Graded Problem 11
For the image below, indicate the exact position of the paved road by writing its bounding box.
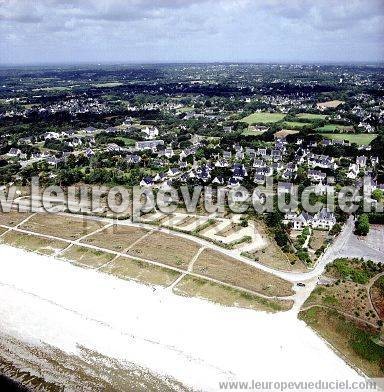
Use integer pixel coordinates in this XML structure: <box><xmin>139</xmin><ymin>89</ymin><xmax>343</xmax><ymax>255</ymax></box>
<box><xmin>12</xmin><ymin>197</ymin><xmax>360</xmax><ymax>282</ymax></box>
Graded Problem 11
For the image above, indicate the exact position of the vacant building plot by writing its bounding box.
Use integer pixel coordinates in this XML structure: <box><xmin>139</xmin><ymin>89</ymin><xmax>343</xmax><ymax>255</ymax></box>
<box><xmin>128</xmin><ymin>231</ymin><xmax>201</xmax><ymax>270</ymax></box>
<box><xmin>316</xmin><ymin>100</ymin><xmax>344</xmax><ymax>110</ymax></box>
<box><xmin>274</xmin><ymin>129</ymin><xmax>299</xmax><ymax>139</ymax></box>
<box><xmin>245</xmin><ymin>221</ymin><xmax>305</xmax><ymax>272</ymax></box>
<box><xmin>60</xmin><ymin>245</ymin><xmax>115</xmax><ymax>268</ymax></box>
<box><xmin>193</xmin><ymin>249</ymin><xmax>294</xmax><ymax>297</ymax></box>
<box><xmin>309</xmin><ymin>230</ymin><xmax>329</xmax><ymax>253</ymax></box>
<box><xmin>81</xmin><ymin>225</ymin><xmax>149</xmax><ymax>252</ymax></box>
<box><xmin>174</xmin><ymin>216</ymin><xmax>199</xmax><ymax>229</ymax></box>
<box><xmin>173</xmin><ymin>276</ymin><xmax>293</xmax><ymax>312</ymax></box>
<box><xmin>320</xmin><ymin>133</ymin><xmax>377</xmax><ymax>146</ymax></box>
<box><xmin>100</xmin><ymin>257</ymin><xmax>180</xmax><ymax>287</ymax></box>
<box><xmin>1</xmin><ymin>231</ymin><xmax>67</xmax><ymax>256</ymax></box>
<box><xmin>240</xmin><ymin>112</ymin><xmax>285</xmax><ymax>125</ymax></box>
<box><xmin>215</xmin><ymin>223</ymin><xmax>242</xmax><ymax>238</ymax></box>
<box><xmin>194</xmin><ymin>219</ymin><xmax>220</xmax><ymax>235</ymax></box>
<box><xmin>20</xmin><ymin>214</ymin><xmax>104</xmax><ymax>240</ymax></box>
<box><xmin>0</xmin><ymin>211</ymin><xmax>32</xmax><ymax>227</ymax></box>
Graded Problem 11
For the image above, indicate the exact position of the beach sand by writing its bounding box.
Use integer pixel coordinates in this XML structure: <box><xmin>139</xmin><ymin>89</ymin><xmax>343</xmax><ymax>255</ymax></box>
<box><xmin>0</xmin><ymin>244</ymin><xmax>363</xmax><ymax>391</ymax></box>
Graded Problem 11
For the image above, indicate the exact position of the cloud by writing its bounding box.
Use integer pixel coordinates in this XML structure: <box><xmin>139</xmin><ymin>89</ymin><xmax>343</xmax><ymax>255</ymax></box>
<box><xmin>0</xmin><ymin>0</ymin><xmax>382</xmax><ymax>63</ymax></box>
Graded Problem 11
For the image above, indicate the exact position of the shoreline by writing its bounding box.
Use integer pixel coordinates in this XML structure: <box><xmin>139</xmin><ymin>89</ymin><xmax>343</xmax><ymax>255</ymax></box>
<box><xmin>0</xmin><ymin>243</ymin><xmax>364</xmax><ymax>390</ymax></box>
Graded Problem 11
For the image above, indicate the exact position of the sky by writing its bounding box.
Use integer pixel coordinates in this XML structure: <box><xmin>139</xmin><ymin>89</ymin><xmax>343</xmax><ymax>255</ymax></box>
<box><xmin>0</xmin><ymin>0</ymin><xmax>383</xmax><ymax>65</ymax></box>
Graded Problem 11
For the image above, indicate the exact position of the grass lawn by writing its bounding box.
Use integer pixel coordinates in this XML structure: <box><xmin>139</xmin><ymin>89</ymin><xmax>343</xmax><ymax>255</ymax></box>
<box><xmin>178</xmin><ymin>106</ymin><xmax>194</xmax><ymax>113</ymax></box>
<box><xmin>316</xmin><ymin>124</ymin><xmax>353</xmax><ymax>132</ymax></box>
<box><xmin>114</xmin><ymin>136</ymin><xmax>136</xmax><ymax>147</ymax></box>
<box><xmin>240</xmin><ymin>112</ymin><xmax>285</xmax><ymax>125</ymax></box>
<box><xmin>321</xmin><ymin>133</ymin><xmax>378</xmax><ymax>146</ymax></box>
<box><xmin>91</xmin><ymin>82</ymin><xmax>124</xmax><ymax>88</ymax></box>
<box><xmin>241</xmin><ymin>128</ymin><xmax>268</xmax><ymax>136</ymax></box>
<box><xmin>296</xmin><ymin>113</ymin><xmax>328</xmax><ymax>120</ymax></box>
<box><xmin>281</xmin><ymin>121</ymin><xmax>313</xmax><ymax>129</ymax></box>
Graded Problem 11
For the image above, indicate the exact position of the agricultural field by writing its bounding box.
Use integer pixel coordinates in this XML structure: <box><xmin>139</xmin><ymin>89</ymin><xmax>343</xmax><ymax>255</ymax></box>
<box><xmin>280</xmin><ymin>121</ymin><xmax>313</xmax><ymax>129</ymax></box>
<box><xmin>193</xmin><ymin>248</ymin><xmax>294</xmax><ymax>297</ymax></box>
<box><xmin>173</xmin><ymin>276</ymin><xmax>293</xmax><ymax>312</ymax></box>
<box><xmin>316</xmin><ymin>124</ymin><xmax>353</xmax><ymax>132</ymax></box>
<box><xmin>240</xmin><ymin>112</ymin><xmax>285</xmax><ymax>125</ymax></box>
<box><xmin>91</xmin><ymin>82</ymin><xmax>124</xmax><ymax>88</ymax></box>
<box><xmin>296</xmin><ymin>113</ymin><xmax>328</xmax><ymax>120</ymax></box>
<box><xmin>321</xmin><ymin>133</ymin><xmax>378</xmax><ymax>146</ymax></box>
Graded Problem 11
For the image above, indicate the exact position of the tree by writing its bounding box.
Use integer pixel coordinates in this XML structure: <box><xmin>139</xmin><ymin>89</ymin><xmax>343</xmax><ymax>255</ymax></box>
<box><xmin>274</xmin><ymin>228</ymin><xmax>289</xmax><ymax>247</ymax></box>
<box><xmin>372</xmin><ymin>189</ymin><xmax>383</xmax><ymax>202</ymax></box>
<box><xmin>355</xmin><ymin>214</ymin><xmax>370</xmax><ymax>236</ymax></box>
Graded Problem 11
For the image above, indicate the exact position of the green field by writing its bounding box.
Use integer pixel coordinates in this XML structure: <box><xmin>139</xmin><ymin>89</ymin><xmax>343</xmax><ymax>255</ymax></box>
<box><xmin>281</xmin><ymin>121</ymin><xmax>313</xmax><ymax>129</ymax></box>
<box><xmin>316</xmin><ymin>124</ymin><xmax>353</xmax><ymax>133</ymax></box>
<box><xmin>240</xmin><ymin>112</ymin><xmax>285</xmax><ymax>125</ymax></box>
<box><xmin>242</xmin><ymin>128</ymin><xmax>268</xmax><ymax>136</ymax></box>
<box><xmin>297</xmin><ymin>113</ymin><xmax>327</xmax><ymax>120</ymax></box>
<box><xmin>321</xmin><ymin>133</ymin><xmax>378</xmax><ymax>146</ymax></box>
<box><xmin>115</xmin><ymin>137</ymin><xmax>137</xmax><ymax>147</ymax></box>
<box><xmin>32</xmin><ymin>86</ymin><xmax>72</xmax><ymax>92</ymax></box>
<box><xmin>91</xmin><ymin>82</ymin><xmax>124</xmax><ymax>88</ymax></box>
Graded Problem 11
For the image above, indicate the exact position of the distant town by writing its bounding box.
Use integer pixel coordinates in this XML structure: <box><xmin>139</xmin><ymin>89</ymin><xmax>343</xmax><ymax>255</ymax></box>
<box><xmin>0</xmin><ymin>63</ymin><xmax>383</xmax><ymax>386</ymax></box>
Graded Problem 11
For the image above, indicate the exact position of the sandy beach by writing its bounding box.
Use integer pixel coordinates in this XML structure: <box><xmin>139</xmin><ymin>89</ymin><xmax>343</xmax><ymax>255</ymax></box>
<box><xmin>0</xmin><ymin>244</ymin><xmax>364</xmax><ymax>391</ymax></box>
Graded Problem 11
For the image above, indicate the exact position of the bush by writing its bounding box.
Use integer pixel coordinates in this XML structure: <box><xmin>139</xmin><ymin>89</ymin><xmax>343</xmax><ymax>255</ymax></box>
<box><xmin>274</xmin><ymin>229</ymin><xmax>289</xmax><ymax>247</ymax></box>
<box><xmin>330</xmin><ymin>223</ymin><xmax>342</xmax><ymax>236</ymax></box>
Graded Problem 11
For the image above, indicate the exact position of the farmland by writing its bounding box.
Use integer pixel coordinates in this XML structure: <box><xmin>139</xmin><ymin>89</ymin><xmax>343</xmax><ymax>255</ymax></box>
<box><xmin>296</xmin><ymin>113</ymin><xmax>328</xmax><ymax>120</ymax></box>
<box><xmin>240</xmin><ymin>112</ymin><xmax>285</xmax><ymax>125</ymax></box>
<box><xmin>316</xmin><ymin>124</ymin><xmax>353</xmax><ymax>133</ymax></box>
<box><xmin>321</xmin><ymin>133</ymin><xmax>378</xmax><ymax>146</ymax></box>
<box><xmin>281</xmin><ymin>121</ymin><xmax>312</xmax><ymax>129</ymax></box>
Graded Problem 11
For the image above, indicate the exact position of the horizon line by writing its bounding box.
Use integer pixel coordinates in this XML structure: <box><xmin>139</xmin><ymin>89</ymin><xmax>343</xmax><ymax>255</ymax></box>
<box><xmin>0</xmin><ymin>60</ymin><xmax>384</xmax><ymax>68</ymax></box>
